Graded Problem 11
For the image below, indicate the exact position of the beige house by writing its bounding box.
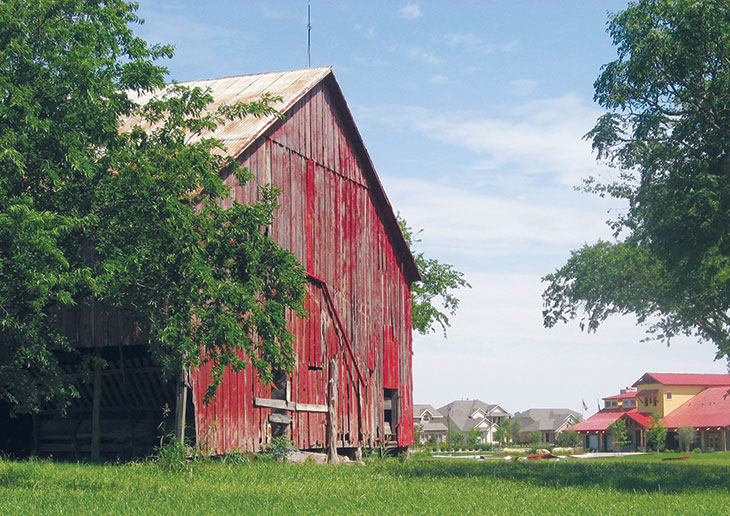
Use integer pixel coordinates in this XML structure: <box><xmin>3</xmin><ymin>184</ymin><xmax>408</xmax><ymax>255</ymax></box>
<box><xmin>438</xmin><ymin>399</ymin><xmax>511</xmax><ymax>445</ymax></box>
<box><xmin>512</xmin><ymin>408</ymin><xmax>581</xmax><ymax>444</ymax></box>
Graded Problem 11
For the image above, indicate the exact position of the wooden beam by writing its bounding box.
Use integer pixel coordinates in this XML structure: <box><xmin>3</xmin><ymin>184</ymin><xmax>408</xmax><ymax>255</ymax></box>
<box><xmin>254</xmin><ymin>398</ymin><xmax>327</xmax><ymax>413</ymax></box>
<box><xmin>255</xmin><ymin>398</ymin><xmax>294</xmax><ymax>411</ymax></box>
<box><xmin>327</xmin><ymin>356</ymin><xmax>339</xmax><ymax>464</ymax></box>
<box><xmin>295</xmin><ymin>403</ymin><xmax>328</xmax><ymax>413</ymax></box>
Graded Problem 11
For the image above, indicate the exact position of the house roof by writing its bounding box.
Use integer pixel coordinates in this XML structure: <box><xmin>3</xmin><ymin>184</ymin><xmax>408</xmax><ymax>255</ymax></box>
<box><xmin>513</xmin><ymin>408</ymin><xmax>581</xmax><ymax>433</ymax></box>
<box><xmin>661</xmin><ymin>386</ymin><xmax>730</xmax><ymax>429</ymax></box>
<box><xmin>603</xmin><ymin>390</ymin><xmax>637</xmax><ymax>401</ymax></box>
<box><xmin>633</xmin><ymin>373</ymin><xmax>730</xmax><ymax>387</ymax></box>
<box><xmin>437</xmin><ymin>400</ymin><xmax>509</xmax><ymax>432</ymax></box>
<box><xmin>421</xmin><ymin>421</ymin><xmax>448</xmax><ymax>433</ymax></box>
<box><xmin>571</xmin><ymin>408</ymin><xmax>652</xmax><ymax>432</ymax></box>
<box><xmin>413</xmin><ymin>404</ymin><xmax>444</xmax><ymax>419</ymax></box>
<box><xmin>121</xmin><ymin>67</ymin><xmax>419</xmax><ymax>283</ymax></box>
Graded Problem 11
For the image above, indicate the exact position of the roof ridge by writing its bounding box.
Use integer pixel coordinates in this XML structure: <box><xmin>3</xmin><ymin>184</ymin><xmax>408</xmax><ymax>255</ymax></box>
<box><xmin>171</xmin><ymin>66</ymin><xmax>333</xmax><ymax>85</ymax></box>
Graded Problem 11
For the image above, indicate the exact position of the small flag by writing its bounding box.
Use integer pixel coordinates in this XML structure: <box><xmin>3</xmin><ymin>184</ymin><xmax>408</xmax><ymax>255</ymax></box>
<box><xmin>582</xmin><ymin>399</ymin><xmax>588</xmax><ymax>411</ymax></box>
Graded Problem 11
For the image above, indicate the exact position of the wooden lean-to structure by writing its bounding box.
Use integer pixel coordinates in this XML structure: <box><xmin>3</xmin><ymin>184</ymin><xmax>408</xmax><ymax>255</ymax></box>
<box><xmin>3</xmin><ymin>67</ymin><xmax>418</xmax><ymax>459</ymax></box>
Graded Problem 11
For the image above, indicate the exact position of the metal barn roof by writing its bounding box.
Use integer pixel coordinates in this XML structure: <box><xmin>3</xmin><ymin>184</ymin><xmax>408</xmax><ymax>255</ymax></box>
<box><xmin>121</xmin><ymin>67</ymin><xmax>333</xmax><ymax>159</ymax></box>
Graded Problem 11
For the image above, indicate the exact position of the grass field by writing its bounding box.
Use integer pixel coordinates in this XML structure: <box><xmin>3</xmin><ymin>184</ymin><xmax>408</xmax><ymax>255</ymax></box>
<box><xmin>1</xmin><ymin>454</ymin><xmax>729</xmax><ymax>515</ymax></box>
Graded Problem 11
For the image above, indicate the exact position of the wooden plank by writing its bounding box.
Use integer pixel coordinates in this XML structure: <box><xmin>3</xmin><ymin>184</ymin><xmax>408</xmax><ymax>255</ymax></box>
<box><xmin>295</xmin><ymin>403</ymin><xmax>328</xmax><ymax>413</ymax></box>
<box><xmin>255</xmin><ymin>398</ymin><xmax>294</xmax><ymax>411</ymax></box>
<box><xmin>269</xmin><ymin>413</ymin><xmax>292</xmax><ymax>425</ymax></box>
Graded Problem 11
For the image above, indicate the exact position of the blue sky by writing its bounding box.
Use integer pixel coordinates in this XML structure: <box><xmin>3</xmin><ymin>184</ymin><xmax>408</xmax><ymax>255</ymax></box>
<box><xmin>133</xmin><ymin>1</ymin><xmax>728</xmax><ymax>415</ymax></box>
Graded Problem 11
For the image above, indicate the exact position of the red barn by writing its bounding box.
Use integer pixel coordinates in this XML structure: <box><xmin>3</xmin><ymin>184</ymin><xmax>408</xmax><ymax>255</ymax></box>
<box><xmin>1</xmin><ymin>67</ymin><xmax>418</xmax><ymax>459</ymax></box>
<box><xmin>180</xmin><ymin>67</ymin><xmax>419</xmax><ymax>453</ymax></box>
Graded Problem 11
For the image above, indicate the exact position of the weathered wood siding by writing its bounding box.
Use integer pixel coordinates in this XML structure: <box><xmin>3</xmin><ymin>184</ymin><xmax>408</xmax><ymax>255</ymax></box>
<box><xmin>190</xmin><ymin>79</ymin><xmax>415</xmax><ymax>451</ymax></box>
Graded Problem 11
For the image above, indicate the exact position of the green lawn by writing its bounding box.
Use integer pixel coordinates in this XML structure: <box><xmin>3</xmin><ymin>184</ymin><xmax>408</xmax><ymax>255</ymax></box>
<box><xmin>1</xmin><ymin>454</ymin><xmax>729</xmax><ymax>515</ymax></box>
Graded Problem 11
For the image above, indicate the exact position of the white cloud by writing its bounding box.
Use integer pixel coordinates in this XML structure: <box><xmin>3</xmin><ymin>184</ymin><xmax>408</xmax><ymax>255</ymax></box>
<box><xmin>443</xmin><ymin>33</ymin><xmax>519</xmax><ymax>56</ymax></box>
<box><xmin>428</xmin><ymin>74</ymin><xmax>452</xmax><ymax>85</ymax></box>
<box><xmin>391</xmin><ymin>44</ymin><xmax>444</xmax><ymax>66</ymax></box>
<box><xmin>399</xmin><ymin>3</ymin><xmax>422</xmax><ymax>20</ymax></box>
<box><xmin>359</xmin><ymin>94</ymin><xmax>611</xmax><ymax>186</ymax></box>
<box><xmin>261</xmin><ymin>6</ymin><xmax>283</xmax><ymax>19</ymax></box>
<box><xmin>443</xmin><ymin>32</ymin><xmax>494</xmax><ymax>56</ymax></box>
<box><xmin>384</xmin><ymin>176</ymin><xmax>619</xmax><ymax>261</ymax></box>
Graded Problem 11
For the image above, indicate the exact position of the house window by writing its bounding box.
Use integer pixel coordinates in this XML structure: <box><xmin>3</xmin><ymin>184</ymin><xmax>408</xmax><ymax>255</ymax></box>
<box><xmin>423</xmin><ymin>414</ymin><xmax>431</xmax><ymax>422</ymax></box>
<box><xmin>666</xmin><ymin>392</ymin><xmax>672</xmax><ymax>400</ymax></box>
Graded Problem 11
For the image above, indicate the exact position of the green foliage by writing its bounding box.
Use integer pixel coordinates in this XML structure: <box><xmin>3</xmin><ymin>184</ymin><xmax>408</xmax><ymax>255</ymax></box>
<box><xmin>155</xmin><ymin>436</ymin><xmax>193</xmax><ymax>473</ymax></box>
<box><xmin>678</xmin><ymin>426</ymin><xmax>697</xmax><ymax>453</ymax></box>
<box><xmin>265</xmin><ymin>436</ymin><xmax>295</xmax><ymax>462</ymax></box>
<box><xmin>495</xmin><ymin>418</ymin><xmax>522</xmax><ymax>445</ymax></box>
<box><xmin>397</xmin><ymin>215</ymin><xmax>470</xmax><ymax>336</ymax></box>
<box><xmin>528</xmin><ymin>430</ymin><xmax>543</xmax><ymax>445</ymax></box>
<box><xmin>509</xmin><ymin>418</ymin><xmax>522</xmax><ymax>444</ymax></box>
<box><xmin>556</xmin><ymin>429</ymin><xmax>581</xmax><ymax>448</ymax></box>
<box><xmin>466</xmin><ymin>427</ymin><xmax>481</xmax><ymax>448</ymax></box>
<box><xmin>541</xmin><ymin>0</ymin><xmax>730</xmax><ymax>359</ymax></box>
<box><xmin>0</xmin><ymin>0</ymin><xmax>307</xmax><ymax>414</ymax></box>
<box><xmin>413</xmin><ymin>423</ymin><xmax>423</xmax><ymax>445</ymax></box>
<box><xmin>647</xmin><ymin>415</ymin><xmax>667</xmax><ymax>452</ymax></box>
<box><xmin>446</xmin><ymin>430</ymin><xmax>464</xmax><ymax>450</ymax></box>
<box><xmin>609</xmin><ymin>419</ymin><xmax>630</xmax><ymax>450</ymax></box>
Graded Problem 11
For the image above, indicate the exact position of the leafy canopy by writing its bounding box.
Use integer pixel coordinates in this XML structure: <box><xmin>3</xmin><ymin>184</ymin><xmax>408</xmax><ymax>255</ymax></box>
<box><xmin>542</xmin><ymin>0</ymin><xmax>730</xmax><ymax>360</ymax></box>
<box><xmin>0</xmin><ymin>0</ymin><xmax>307</xmax><ymax>413</ymax></box>
<box><xmin>397</xmin><ymin>215</ymin><xmax>470</xmax><ymax>336</ymax></box>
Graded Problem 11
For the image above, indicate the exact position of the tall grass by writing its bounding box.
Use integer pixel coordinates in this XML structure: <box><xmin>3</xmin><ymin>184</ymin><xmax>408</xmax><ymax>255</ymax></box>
<box><xmin>1</xmin><ymin>455</ymin><xmax>729</xmax><ymax>515</ymax></box>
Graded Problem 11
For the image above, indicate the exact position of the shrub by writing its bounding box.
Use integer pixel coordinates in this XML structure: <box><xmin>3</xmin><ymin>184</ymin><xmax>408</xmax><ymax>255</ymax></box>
<box><xmin>265</xmin><ymin>436</ymin><xmax>296</xmax><ymax>462</ymax></box>
<box><xmin>556</xmin><ymin>429</ymin><xmax>581</xmax><ymax>448</ymax></box>
<box><xmin>677</xmin><ymin>426</ymin><xmax>697</xmax><ymax>452</ymax></box>
<box><xmin>155</xmin><ymin>436</ymin><xmax>192</xmax><ymax>472</ymax></box>
<box><xmin>646</xmin><ymin>415</ymin><xmax>667</xmax><ymax>451</ymax></box>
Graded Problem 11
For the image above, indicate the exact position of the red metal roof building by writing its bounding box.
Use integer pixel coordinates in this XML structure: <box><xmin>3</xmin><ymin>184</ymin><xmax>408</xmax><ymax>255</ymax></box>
<box><xmin>572</xmin><ymin>373</ymin><xmax>730</xmax><ymax>452</ymax></box>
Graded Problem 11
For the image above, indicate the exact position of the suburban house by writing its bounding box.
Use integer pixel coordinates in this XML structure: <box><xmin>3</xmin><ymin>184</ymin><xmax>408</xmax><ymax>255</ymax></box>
<box><xmin>573</xmin><ymin>373</ymin><xmax>730</xmax><ymax>452</ymax></box>
<box><xmin>1</xmin><ymin>67</ymin><xmax>420</xmax><ymax>460</ymax></box>
<box><xmin>438</xmin><ymin>399</ymin><xmax>511</xmax><ymax>444</ymax></box>
<box><xmin>413</xmin><ymin>404</ymin><xmax>448</xmax><ymax>444</ymax></box>
<box><xmin>512</xmin><ymin>408</ymin><xmax>581</xmax><ymax>445</ymax></box>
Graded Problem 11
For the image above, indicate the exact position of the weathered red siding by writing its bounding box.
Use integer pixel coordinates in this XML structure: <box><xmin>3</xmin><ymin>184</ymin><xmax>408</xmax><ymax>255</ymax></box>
<box><xmin>190</xmin><ymin>78</ymin><xmax>415</xmax><ymax>452</ymax></box>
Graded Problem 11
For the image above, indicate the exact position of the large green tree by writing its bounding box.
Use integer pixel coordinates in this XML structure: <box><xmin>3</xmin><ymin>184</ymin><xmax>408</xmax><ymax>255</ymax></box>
<box><xmin>398</xmin><ymin>216</ymin><xmax>470</xmax><ymax>336</ymax></box>
<box><xmin>0</xmin><ymin>0</ymin><xmax>306</xmax><ymax>414</ymax></box>
<box><xmin>542</xmin><ymin>0</ymin><xmax>730</xmax><ymax>360</ymax></box>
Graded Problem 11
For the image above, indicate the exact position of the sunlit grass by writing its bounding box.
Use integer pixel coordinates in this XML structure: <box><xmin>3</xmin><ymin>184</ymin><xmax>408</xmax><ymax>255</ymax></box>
<box><xmin>1</xmin><ymin>454</ymin><xmax>729</xmax><ymax>515</ymax></box>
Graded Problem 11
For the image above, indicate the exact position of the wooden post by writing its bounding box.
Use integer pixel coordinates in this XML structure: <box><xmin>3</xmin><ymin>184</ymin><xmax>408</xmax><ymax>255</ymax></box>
<box><xmin>700</xmin><ymin>429</ymin><xmax>706</xmax><ymax>451</ymax></box>
<box><xmin>174</xmin><ymin>369</ymin><xmax>188</xmax><ymax>443</ymax></box>
<box><xmin>327</xmin><ymin>356</ymin><xmax>339</xmax><ymax>464</ymax></box>
<box><xmin>90</xmin><ymin>351</ymin><xmax>102</xmax><ymax>462</ymax></box>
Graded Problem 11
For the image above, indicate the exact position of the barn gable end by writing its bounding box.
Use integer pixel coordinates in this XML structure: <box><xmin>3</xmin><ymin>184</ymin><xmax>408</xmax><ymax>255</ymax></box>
<box><xmin>187</xmin><ymin>68</ymin><xmax>417</xmax><ymax>453</ymax></box>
